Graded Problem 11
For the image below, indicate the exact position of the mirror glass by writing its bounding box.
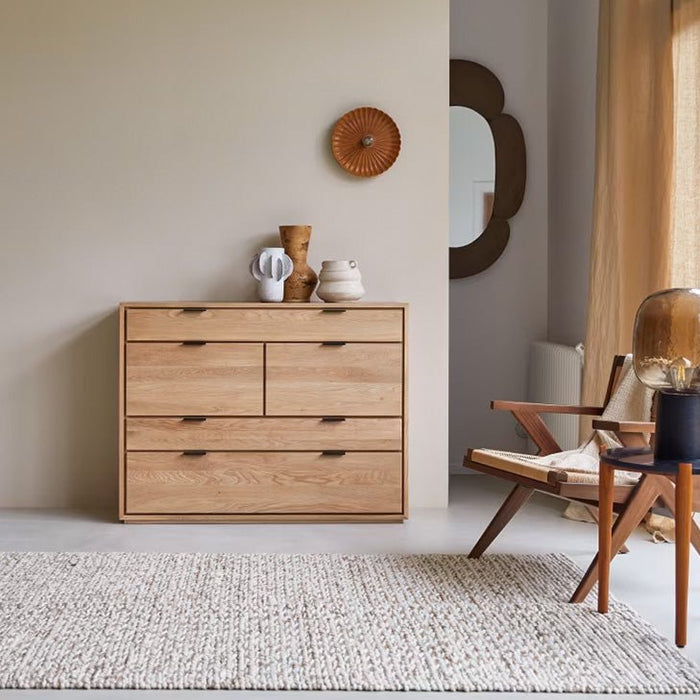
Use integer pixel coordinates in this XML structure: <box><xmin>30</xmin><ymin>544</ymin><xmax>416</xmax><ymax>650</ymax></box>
<box><xmin>449</xmin><ymin>106</ymin><xmax>496</xmax><ymax>248</ymax></box>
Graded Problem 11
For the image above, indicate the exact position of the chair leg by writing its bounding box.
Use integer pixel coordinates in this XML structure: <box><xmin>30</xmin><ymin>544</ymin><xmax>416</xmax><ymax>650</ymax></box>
<box><xmin>468</xmin><ymin>484</ymin><xmax>534</xmax><ymax>558</ymax></box>
<box><xmin>583</xmin><ymin>505</ymin><xmax>629</xmax><ymax>554</ymax></box>
<box><xmin>569</xmin><ymin>474</ymin><xmax>661</xmax><ymax>603</ymax></box>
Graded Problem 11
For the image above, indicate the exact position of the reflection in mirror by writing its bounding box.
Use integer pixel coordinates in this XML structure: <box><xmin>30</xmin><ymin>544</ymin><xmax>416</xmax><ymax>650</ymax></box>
<box><xmin>449</xmin><ymin>106</ymin><xmax>495</xmax><ymax>248</ymax></box>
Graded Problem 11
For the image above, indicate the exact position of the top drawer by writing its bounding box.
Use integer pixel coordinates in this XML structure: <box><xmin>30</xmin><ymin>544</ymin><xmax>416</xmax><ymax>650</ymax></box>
<box><xmin>126</xmin><ymin>307</ymin><xmax>403</xmax><ymax>342</ymax></box>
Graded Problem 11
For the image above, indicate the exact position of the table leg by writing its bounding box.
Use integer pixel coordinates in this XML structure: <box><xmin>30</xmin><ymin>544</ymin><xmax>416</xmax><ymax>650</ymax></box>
<box><xmin>598</xmin><ymin>462</ymin><xmax>614</xmax><ymax>614</ymax></box>
<box><xmin>675</xmin><ymin>462</ymin><xmax>692</xmax><ymax>648</ymax></box>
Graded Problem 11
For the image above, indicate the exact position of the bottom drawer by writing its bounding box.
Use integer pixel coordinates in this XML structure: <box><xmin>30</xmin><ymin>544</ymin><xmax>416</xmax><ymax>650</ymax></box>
<box><xmin>125</xmin><ymin>452</ymin><xmax>402</xmax><ymax>515</ymax></box>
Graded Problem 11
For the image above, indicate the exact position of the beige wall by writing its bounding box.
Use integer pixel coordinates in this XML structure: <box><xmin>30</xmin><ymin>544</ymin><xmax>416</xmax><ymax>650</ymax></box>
<box><xmin>449</xmin><ymin>0</ymin><xmax>549</xmax><ymax>468</ymax></box>
<box><xmin>0</xmin><ymin>0</ymin><xmax>449</xmax><ymax>509</ymax></box>
<box><xmin>547</xmin><ymin>0</ymin><xmax>598</xmax><ymax>346</ymax></box>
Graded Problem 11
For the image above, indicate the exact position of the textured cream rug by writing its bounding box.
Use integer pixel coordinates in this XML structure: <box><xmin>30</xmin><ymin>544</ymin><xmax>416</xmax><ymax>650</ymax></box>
<box><xmin>0</xmin><ymin>552</ymin><xmax>698</xmax><ymax>692</ymax></box>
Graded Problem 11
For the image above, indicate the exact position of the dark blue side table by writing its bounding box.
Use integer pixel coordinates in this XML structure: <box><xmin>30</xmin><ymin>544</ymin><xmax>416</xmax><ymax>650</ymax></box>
<box><xmin>598</xmin><ymin>447</ymin><xmax>700</xmax><ymax>647</ymax></box>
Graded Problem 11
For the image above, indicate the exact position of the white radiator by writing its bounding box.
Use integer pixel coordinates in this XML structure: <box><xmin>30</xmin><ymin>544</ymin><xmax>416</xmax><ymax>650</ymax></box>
<box><xmin>527</xmin><ymin>341</ymin><xmax>584</xmax><ymax>451</ymax></box>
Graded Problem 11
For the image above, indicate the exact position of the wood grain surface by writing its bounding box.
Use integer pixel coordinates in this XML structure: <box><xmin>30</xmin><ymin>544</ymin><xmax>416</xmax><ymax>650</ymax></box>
<box><xmin>126</xmin><ymin>343</ymin><xmax>263</xmax><ymax>416</ymax></box>
<box><xmin>126</xmin><ymin>451</ymin><xmax>403</xmax><ymax>514</ymax></box>
<box><xmin>266</xmin><ymin>343</ymin><xmax>403</xmax><ymax>416</ymax></box>
<box><xmin>127</xmin><ymin>417</ymin><xmax>402</xmax><ymax>451</ymax></box>
<box><xmin>126</xmin><ymin>307</ymin><xmax>403</xmax><ymax>342</ymax></box>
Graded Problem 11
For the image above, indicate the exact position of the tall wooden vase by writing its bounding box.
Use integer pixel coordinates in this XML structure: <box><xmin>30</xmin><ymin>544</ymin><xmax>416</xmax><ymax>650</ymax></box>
<box><xmin>279</xmin><ymin>225</ymin><xmax>317</xmax><ymax>302</ymax></box>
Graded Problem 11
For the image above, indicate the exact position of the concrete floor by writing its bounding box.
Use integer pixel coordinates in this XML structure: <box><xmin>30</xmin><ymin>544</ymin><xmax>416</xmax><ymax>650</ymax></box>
<box><xmin>0</xmin><ymin>473</ymin><xmax>698</xmax><ymax>699</ymax></box>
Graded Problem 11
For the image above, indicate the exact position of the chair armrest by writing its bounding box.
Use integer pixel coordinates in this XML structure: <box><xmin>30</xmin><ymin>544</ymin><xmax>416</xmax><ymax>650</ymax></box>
<box><xmin>490</xmin><ymin>400</ymin><xmax>604</xmax><ymax>416</ymax></box>
<box><xmin>593</xmin><ymin>419</ymin><xmax>656</xmax><ymax>433</ymax></box>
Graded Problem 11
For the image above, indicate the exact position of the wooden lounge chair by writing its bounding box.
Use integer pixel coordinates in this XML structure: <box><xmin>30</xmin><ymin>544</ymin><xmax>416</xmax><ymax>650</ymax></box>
<box><xmin>464</xmin><ymin>355</ymin><xmax>700</xmax><ymax>602</ymax></box>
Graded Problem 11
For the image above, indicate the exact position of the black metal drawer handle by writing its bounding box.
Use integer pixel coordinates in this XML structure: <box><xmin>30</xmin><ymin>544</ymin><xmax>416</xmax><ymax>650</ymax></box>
<box><xmin>181</xmin><ymin>307</ymin><xmax>207</xmax><ymax>313</ymax></box>
<box><xmin>321</xmin><ymin>450</ymin><xmax>346</xmax><ymax>456</ymax></box>
<box><xmin>321</xmin><ymin>417</ymin><xmax>346</xmax><ymax>422</ymax></box>
<box><xmin>181</xmin><ymin>340</ymin><xmax>207</xmax><ymax>346</ymax></box>
<box><xmin>182</xmin><ymin>416</ymin><xmax>207</xmax><ymax>422</ymax></box>
<box><xmin>321</xmin><ymin>308</ymin><xmax>347</xmax><ymax>313</ymax></box>
<box><xmin>182</xmin><ymin>450</ymin><xmax>207</xmax><ymax>456</ymax></box>
<box><xmin>321</xmin><ymin>341</ymin><xmax>346</xmax><ymax>346</ymax></box>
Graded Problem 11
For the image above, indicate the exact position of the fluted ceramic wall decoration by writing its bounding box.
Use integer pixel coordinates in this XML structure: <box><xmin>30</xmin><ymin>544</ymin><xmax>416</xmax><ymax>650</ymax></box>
<box><xmin>279</xmin><ymin>225</ymin><xmax>317</xmax><ymax>302</ymax></box>
<box><xmin>331</xmin><ymin>107</ymin><xmax>401</xmax><ymax>177</ymax></box>
<box><xmin>250</xmin><ymin>247</ymin><xmax>293</xmax><ymax>302</ymax></box>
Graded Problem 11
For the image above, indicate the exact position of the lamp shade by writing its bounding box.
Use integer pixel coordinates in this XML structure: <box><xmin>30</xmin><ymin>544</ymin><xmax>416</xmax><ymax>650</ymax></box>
<box><xmin>633</xmin><ymin>288</ymin><xmax>700</xmax><ymax>393</ymax></box>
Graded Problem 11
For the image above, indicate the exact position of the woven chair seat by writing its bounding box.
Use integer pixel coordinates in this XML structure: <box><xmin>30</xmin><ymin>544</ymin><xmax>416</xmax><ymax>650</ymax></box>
<box><xmin>470</xmin><ymin>448</ymin><xmax>633</xmax><ymax>486</ymax></box>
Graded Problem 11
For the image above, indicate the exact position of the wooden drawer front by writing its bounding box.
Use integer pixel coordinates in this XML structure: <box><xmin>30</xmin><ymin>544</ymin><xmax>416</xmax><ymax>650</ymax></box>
<box><xmin>126</xmin><ymin>308</ymin><xmax>403</xmax><ymax>342</ymax></box>
<box><xmin>126</xmin><ymin>452</ymin><xmax>402</xmax><ymax>514</ymax></box>
<box><xmin>266</xmin><ymin>343</ymin><xmax>403</xmax><ymax>416</ymax></box>
<box><xmin>126</xmin><ymin>417</ymin><xmax>402</xmax><ymax>451</ymax></box>
<box><xmin>126</xmin><ymin>343</ymin><xmax>263</xmax><ymax>416</ymax></box>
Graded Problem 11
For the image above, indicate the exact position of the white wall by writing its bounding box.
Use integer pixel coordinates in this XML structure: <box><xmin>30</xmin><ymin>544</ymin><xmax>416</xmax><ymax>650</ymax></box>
<box><xmin>0</xmin><ymin>0</ymin><xmax>449</xmax><ymax>509</ymax></box>
<box><xmin>449</xmin><ymin>0</ymin><xmax>549</xmax><ymax>469</ymax></box>
<box><xmin>547</xmin><ymin>0</ymin><xmax>598</xmax><ymax>346</ymax></box>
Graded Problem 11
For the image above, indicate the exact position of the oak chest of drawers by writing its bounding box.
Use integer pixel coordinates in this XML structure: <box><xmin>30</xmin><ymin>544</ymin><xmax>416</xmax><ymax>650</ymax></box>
<box><xmin>119</xmin><ymin>302</ymin><xmax>407</xmax><ymax>522</ymax></box>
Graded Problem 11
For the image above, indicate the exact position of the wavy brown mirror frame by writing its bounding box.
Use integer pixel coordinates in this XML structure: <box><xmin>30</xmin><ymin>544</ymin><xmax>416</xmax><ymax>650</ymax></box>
<box><xmin>449</xmin><ymin>60</ymin><xmax>526</xmax><ymax>279</ymax></box>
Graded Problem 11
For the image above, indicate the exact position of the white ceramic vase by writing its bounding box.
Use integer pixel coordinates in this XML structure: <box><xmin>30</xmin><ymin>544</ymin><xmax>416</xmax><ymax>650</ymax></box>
<box><xmin>250</xmin><ymin>247</ymin><xmax>293</xmax><ymax>302</ymax></box>
<box><xmin>316</xmin><ymin>260</ymin><xmax>365</xmax><ymax>302</ymax></box>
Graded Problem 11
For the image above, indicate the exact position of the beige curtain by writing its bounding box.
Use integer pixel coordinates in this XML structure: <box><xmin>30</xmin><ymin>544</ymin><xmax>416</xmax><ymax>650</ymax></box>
<box><xmin>582</xmin><ymin>0</ymin><xmax>700</xmax><ymax>414</ymax></box>
<box><xmin>671</xmin><ymin>0</ymin><xmax>700</xmax><ymax>286</ymax></box>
